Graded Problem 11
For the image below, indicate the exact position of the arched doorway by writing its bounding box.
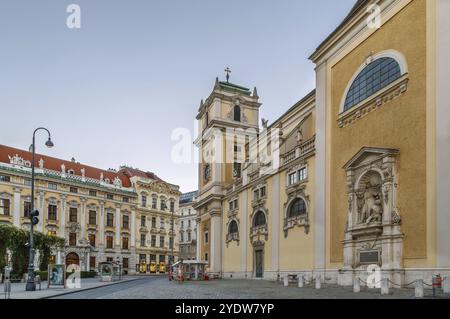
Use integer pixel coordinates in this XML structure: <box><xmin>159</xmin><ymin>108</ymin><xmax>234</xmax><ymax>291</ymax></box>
<box><xmin>65</xmin><ymin>252</ymin><xmax>80</xmax><ymax>267</ymax></box>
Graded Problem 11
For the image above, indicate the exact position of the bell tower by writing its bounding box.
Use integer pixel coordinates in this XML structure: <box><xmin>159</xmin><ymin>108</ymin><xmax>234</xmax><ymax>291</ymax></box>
<box><xmin>194</xmin><ymin>72</ymin><xmax>261</xmax><ymax>275</ymax></box>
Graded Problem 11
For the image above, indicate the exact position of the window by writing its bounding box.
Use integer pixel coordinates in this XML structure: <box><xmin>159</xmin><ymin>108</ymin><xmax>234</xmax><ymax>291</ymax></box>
<box><xmin>203</xmin><ymin>164</ymin><xmax>211</xmax><ymax>182</ymax></box>
<box><xmin>141</xmin><ymin>234</ymin><xmax>146</xmax><ymax>247</ymax></box>
<box><xmin>151</xmin><ymin>235</ymin><xmax>156</xmax><ymax>247</ymax></box>
<box><xmin>228</xmin><ymin>220</ymin><xmax>239</xmax><ymax>235</ymax></box>
<box><xmin>0</xmin><ymin>175</ymin><xmax>11</xmax><ymax>182</ymax></box>
<box><xmin>122</xmin><ymin>237</ymin><xmax>129</xmax><ymax>250</ymax></box>
<box><xmin>48</xmin><ymin>205</ymin><xmax>57</xmax><ymax>221</ymax></box>
<box><xmin>253</xmin><ymin>190</ymin><xmax>259</xmax><ymax>200</ymax></box>
<box><xmin>122</xmin><ymin>215</ymin><xmax>129</xmax><ymax>229</ymax></box>
<box><xmin>69</xmin><ymin>233</ymin><xmax>77</xmax><ymax>246</ymax></box>
<box><xmin>288</xmin><ymin>198</ymin><xmax>307</xmax><ymax>218</ymax></box>
<box><xmin>48</xmin><ymin>182</ymin><xmax>57</xmax><ymax>190</ymax></box>
<box><xmin>160</xmin><ymin>218</ymin><xmax>165</xmax><ymax>228</ymax></box>
<box><xmin>180</xmin><ymin>232</ymin><xmax>184</xmax><ymax>242</ymax></box>
<box><xmin>344</xmin><ymin>57</ymin><xmax>402</xmax><ymax>112</ymax></box>
<box><xmin>233</xmin><ymin>162</ymin><xmax>242</xmax><ymax>178</ymax></box>
<box><xmin>106</xmin><ymin>257</ymin><xmax>113</xmax><ymax>262</ymax></box>
<box><xmin>68</xmin><ymin>169</ymin><xmax>75</xmax><ymax>175</ymax></box>
<box><xmin>229</xmin><ymin>199</ymin><xmax>238</xmax><ymax>211</ymax></box>
<box><xmin>24</xmin><ymin>201</ymin><xmax>32</xmax><ymax>218</ymax></box>
<box><xmin>233</xmin><ymin>105</ymin><xmax>241</xmax><ymax>122</ymax></box>
<box><xmin>298</xmin><ymin>167</ymin><xmax>308</xmax><ymax>181</ymax></box>
<box><xmin>122</xmin><ymin>197</ymin><xmax>129</xmax><ymax>203</ymax></box>
<box><xmin>122</xmin><ymin>258</ymin><xmax>129</xmax><ymax>269</ymax></box>
<box><xmin>90</xmin><ymin>256</ymin><xmax>96</xmax><ymax>270</ymax></box>
<box><xmin>260</xmin><ymin>186</ymin><xmax>266</xmax><ymax>198</ymax></box>
<box><xmin>69</xmin><ymin>207</ymin><xmax>77</xmax><ymax>223</ymax></box>
<box><xmin>205</xmin><ymin>253</ymin><xmax>209</xmax><ymax>262</ymax></box>
<box><xmin>160</xmin><ymin>199</ymin><xmax>166</xmax><ymax>211</ymax></box>
<box><xmin>169</xmin><ymin>237</ymin><xmax>174</xmax><ymax>249</ymax></box>
<box><xmin>106</xmin><ymin>193</ymin><xmax>114</xmax><ymax>200</ymax></box>
<box><xmin>141</xmin><ymin>215</ymin><xmax>146</xmax><ymax>227</ymax></box>
<box><xmin>288</xmin><ymin>172</ymin><xmax>297</xmax><ymax>185</ymax></box>
<box><xmin>152</xmin><ymin>197</ymin><xmax>157</xmax><ymax>209</ymax></box>
<box><xmin>187</xmin><ymin>231</ymin><xmax>191</xmax><ymax>242</ymax></box>
<box><xmin>88</xmin><ymin>210</ymin><xmax>96</xmax><ymax>225</ymax></box>
<box><xmin>141</xmin><ymin>195</ymin><xmax>147</xmax><ymax>207</ymax></box>
<box><xmin>160</xmin><ymin>236</ymin><xmax>165</xmax><ymax>248</ymax></box>
<box><xmin>253</xmin><ymin>211</ymin><xmax>266</xmax><ymax>227</ymax></box>
<box><xmin>170</xmin><ymin>201</ymin><xmax>175</xmax><ymax>213</ymax></box>
<box><xmin>24</xmin><ymin>178</ymin><xmax>32</xmax><ymax>186</ymax></box>
<box><xmin>70</xmin><ymin>187</ymin><xmax>78</xmax><ymax>194</ymax></box>
<box><xmin>151</xmin><ymin>217</ymin><xmax>156</xmax><ymax>228</ymax></box>
<box><xmin>106</xmin><ymin>235</ymin><xmax>114</xmax><ymax>249</ymax></box>
<box><xmin>188</xmin><ymin>220</ymin><xmax>191</xmax><ymax>228</ymax></box>
<box><xmin>88</xmin><ymin>234</ymin><xmax>96</xmax><ymax>247</ymax></box>
<box><xmin>204</xmin><ymin>231</ymin><xmax>209</xmax><ymax>244</ymax></box>
<box><xmin>106</xmin><ymin>213</ymin><xmax>114</xmax><ymax>227</ymax></box>
<box><xmin>89</xmin><ymin>190</ymin><xmax>97</xmax><ymax>197</ymax></box>
<box><xmin>0</xmin><ymin>199</ymin><xmax>10</xmax><ymax>216</ymax></box>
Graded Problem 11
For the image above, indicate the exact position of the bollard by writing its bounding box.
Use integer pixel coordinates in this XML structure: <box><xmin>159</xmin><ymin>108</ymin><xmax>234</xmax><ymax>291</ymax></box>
<box><xmin>283</xmin><ymin>275</ymin><xmax>289</xmax><ymax>287</ymax></box>
<box><xmin>443</xmin><ymin>277</ymin><xmax>450</xmax><ymax>294</ymax></box>
<box><xmin>353</xmin><ymin>276</ymin><xmax>361</xmax><ymax>293</ymax></box>
<box><xmin>381</xmin><ymin>278</ymin><xmax>389</xmax><ymax>295</ymax></box>
<box><xmin>415</xmin><ymin>279</ymin><xmax>424</xmax><ymax>298</ymax></box>
<box><xmin>315</xmin><ymin>274</ymin><xmax>321</xmax><ymax>289</ymax></box>
<box><xmin>298</xmin><ymin>275</ymin><xmax>304</xmax><ymax>288</ymax></box>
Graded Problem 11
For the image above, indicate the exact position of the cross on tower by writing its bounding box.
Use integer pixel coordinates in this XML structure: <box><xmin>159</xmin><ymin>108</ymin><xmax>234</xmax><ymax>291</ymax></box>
<box><xmin>224</xmin><ymin>67</ymin><xmax>231</xmax><ymax>83</ymax></box>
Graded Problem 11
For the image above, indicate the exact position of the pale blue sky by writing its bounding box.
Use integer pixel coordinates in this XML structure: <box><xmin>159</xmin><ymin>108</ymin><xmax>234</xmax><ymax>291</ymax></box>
<box><xmin>0</xmin><ymin>0</ymin><xmax>355</xmax><ymax>192</ymax></box>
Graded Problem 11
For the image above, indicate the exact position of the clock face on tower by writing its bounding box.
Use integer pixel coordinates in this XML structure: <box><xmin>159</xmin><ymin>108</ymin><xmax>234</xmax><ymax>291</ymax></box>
<box><xmin>203</xmin><ymin>164</ymin><xmax>211</xmax><ymax>182</ymax></box>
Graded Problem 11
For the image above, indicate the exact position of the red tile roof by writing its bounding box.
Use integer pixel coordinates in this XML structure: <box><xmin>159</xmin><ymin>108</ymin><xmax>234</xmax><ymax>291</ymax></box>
<box><xmin>118</xmin><ymin>166</ymin><xmax>163</xmax><ymax>183</ymax></box>
<box><xmin>0</xmin><ymin>144</ymin><xmax>132</xmax><ymax>188</ymax></box>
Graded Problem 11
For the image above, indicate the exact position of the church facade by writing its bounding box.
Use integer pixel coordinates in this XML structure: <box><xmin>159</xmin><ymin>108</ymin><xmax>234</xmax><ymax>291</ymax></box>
<box><xmin>194</xmin><ymin>0</ymin><xmax>450</xmax><ymax>285</ymax></box>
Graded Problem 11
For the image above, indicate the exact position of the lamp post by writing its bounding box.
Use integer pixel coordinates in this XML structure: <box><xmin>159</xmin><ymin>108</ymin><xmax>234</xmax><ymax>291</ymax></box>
<box><xmin>25</xmin><ymin>128</ymin><xmax>54</xmax><ymax>292</ymax></box>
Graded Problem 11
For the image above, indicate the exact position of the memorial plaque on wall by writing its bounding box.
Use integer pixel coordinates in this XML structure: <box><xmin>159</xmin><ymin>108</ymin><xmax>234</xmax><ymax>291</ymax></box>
<box><xmin>359</xmin><ymin>250</ymin><xmax>379</xmax><ymax>264</ymax></box>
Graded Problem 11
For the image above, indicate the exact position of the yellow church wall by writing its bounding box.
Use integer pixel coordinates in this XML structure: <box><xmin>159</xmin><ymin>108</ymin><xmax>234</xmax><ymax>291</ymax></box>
<box><xmin>327</xmin><ymin>0</ymin><xmax>428</xmax><ymax>265</ymax></box>
<box><xmin>278</xmin><ymin>157</ymin><xmax>316</xmax><ymax>271</ymax></box>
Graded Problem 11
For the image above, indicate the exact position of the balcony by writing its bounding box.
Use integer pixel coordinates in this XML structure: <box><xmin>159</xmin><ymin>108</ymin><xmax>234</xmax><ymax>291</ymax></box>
<box><xmin>281</xmin><ymin>135</ymin><xmax>315</xmax><ymax>166</ymax></box>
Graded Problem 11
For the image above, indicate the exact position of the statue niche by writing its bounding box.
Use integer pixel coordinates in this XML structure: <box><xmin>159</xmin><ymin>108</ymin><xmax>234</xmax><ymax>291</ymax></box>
<box><xmin>356</xmin><ymin>172</ymin><xmax>383</xmax><ymax>225</ymax></box>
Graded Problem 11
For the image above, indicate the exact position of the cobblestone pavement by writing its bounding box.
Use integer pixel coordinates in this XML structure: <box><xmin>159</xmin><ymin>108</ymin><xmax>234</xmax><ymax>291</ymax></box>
<box><xmin>51</xmin><ymin>276</ymin><xmax>450</xmax><ymax>299</ymax></box>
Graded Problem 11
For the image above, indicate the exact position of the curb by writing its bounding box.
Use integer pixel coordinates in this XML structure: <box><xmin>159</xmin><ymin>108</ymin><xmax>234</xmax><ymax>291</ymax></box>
<box><xmin>40</xmin><ymin>277</ymin><xmax>141</xmax><ymax>299</ymax></box>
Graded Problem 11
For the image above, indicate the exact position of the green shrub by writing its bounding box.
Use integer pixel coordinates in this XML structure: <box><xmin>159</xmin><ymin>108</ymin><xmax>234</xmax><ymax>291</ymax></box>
<box><xmin>35</xmin><ymin>270</ymin><xmax>48</xmax><ymax>281</ymax></box>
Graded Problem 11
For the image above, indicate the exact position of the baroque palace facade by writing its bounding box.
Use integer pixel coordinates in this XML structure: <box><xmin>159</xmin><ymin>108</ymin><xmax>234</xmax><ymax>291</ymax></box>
<box><xmin>194</xmin><ymin>0</ymin><xmax>450</xmax><ymax>285</ymax></box>
<box><xmin>0</xmin><ymin>145</ymin><xmax>181</xmax><ymax>275</ymax></box>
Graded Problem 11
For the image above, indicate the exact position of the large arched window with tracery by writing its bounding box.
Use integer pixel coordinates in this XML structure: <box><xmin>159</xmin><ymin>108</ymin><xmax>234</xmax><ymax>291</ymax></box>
<box><xmin>288</xmin><ymin>198</ymin><xmax>307</xmax><ymax>218</ymax></box>
<box><xmin>343</xmin><ymin>57</ymin><xmax>402</xmax><ymax>112</ymax></box>
<box><xmin>253</xmin><ymin>211</ymin><xmax>266</xmax><ymax>227</ymax></box>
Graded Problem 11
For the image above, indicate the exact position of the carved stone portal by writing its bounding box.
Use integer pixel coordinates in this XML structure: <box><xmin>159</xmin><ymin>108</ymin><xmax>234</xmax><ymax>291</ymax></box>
<box><xmin>340</xmin><ymin>147</ymin><xmax>405</xmax><ymax>285</ymax></box>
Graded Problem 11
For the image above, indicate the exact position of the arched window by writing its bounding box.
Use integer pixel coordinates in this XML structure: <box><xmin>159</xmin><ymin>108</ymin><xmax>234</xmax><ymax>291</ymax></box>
<box><xmin>343</xmin><ymin>57</ymin><xmax>402</xmax><ymax>112</ymax></box>
<box><xmin>288</xmin><ymin>198</ymin><xmax>307</xmax><ymax>218</ymax></box>
<box><xmin>233</xmin><ymin>105</ymin><xmax>241</xmax><ymax>122</ymax></box>
<box><xmin>253</xmin><ymin>211</ymin><xmax>266</xmax><ymax>227</ymax></box>
<box><xmin>228</xmin><ymin>220</ymin><xmax>238</xmax><ymax>235</ymax></box>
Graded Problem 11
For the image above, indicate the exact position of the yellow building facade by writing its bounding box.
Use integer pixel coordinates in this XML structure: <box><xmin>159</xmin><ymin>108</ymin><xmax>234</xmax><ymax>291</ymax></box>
<box><xmin>195</xmin><ymin>0</ymin><xmax>450</xmax><ymax>285</ymax></box>
<box><xmin>0</xmin><ymin>146</ymin><xmax>181</xmax><ymax>275</ymax></box>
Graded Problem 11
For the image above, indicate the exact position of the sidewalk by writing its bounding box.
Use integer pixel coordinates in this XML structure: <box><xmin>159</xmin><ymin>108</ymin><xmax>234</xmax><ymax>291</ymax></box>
<box><xmin>0</xmin><ymin>276</ymin><xmax>140</xmax><ymax>299</ymax></box>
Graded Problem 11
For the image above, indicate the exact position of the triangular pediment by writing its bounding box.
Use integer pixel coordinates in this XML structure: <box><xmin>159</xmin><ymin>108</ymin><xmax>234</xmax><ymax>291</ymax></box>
<box><xmin>343</xmin><ymin>147</ymin><xmax>399</xmax><ymax>170</ymax></box>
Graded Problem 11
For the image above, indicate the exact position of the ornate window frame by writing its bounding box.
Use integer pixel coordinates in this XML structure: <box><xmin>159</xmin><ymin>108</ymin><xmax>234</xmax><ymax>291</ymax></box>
<box><xmin>283</xmin><ymin>187</ymin><xmax>310</xmax><ymax>237</ymax></box>
<box><xmin>250</xmin><ymin>208</ymin><xmax>268</xmax><ymax>243</ymax></box>
<box><xmin>338</xmin><ymin>50</ymin><xmax>409</xmax><ymax>128</ymax></box>
<box><xmin>226</xmin><ymin>218</ymin><xmax>240</xmax><ymax>247</ymax></box>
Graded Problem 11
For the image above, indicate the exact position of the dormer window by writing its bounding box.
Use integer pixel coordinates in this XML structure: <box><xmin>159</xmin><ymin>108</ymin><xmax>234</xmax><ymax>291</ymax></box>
<box><xmin>68</xmin><ymin>169</ymin><xmax>75</xmax><ymax>175</ymax></box>
<box><xmin>233</xmin><ymin>105</ymin><xmax>241</xmax><ymax>122</ymax></box>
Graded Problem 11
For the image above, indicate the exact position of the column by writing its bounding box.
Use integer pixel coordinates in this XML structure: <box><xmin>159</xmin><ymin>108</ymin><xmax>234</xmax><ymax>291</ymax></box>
<box><xmin>314</xmin><ymin>61</ymin><xmax>327</xmax><ymax>270</ymax></box>
<box><xmin>115</xmin><ymin>205</ymin><xmax>121</xmax><ymax>247</ymax></box>
<box><xmin>13</xmin><ymin>188</ymin><xmax>21</xmax><ymax>227</ymax></box>
<box><xmin>60</xmin><ymin>195</ymin><xmax>66</xmax><ymax>238</ymax></box>
<box><xmin>80</xmin><ymin>197</ymin><xmax>86</xmax><ymax>240</ymax></box>
<box><xmin>196</xmin><ymin>217</ymin><xmax>201</xmax><ymax>260</ymax></box>
<box><xmin>130</xmin><ymin>207</ymin><xmax>137</xmax><ymax>275</ymax></box>
<box><xmin>240</xmin><ymin>192</ymin><xmax>248</xmax><ymax>277</ymax></box>
<box><xmin>271</xmin><ymin>175</ymin><xmax>280</xmax><ymax>275</ymax></box>
<box><xmin>99</xmin><ymin>201</ymin><xmax>105</xmax><ymax>245</ymax></box>
<box><xmin>210</xmin><ymin>212</ymin><xmax>222</xmax><ymax>273</ymax></box>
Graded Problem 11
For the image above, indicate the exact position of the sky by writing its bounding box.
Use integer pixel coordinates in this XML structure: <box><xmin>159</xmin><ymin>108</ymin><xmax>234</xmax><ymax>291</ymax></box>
<box><xmin>0</xmin><ymin>0</ymin><xmax>355</xmax><ymax>193</ymax></box>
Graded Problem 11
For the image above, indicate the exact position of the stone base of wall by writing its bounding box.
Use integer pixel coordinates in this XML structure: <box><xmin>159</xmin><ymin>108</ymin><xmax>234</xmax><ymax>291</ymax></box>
<box><xmin>223</xmin><ymin>268</ymin><xmax>450</xmax><ymax>288</ymax></box>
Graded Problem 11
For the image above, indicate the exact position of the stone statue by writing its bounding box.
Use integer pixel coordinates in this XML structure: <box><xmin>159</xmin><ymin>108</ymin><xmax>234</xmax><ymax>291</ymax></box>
<box><xmin>357</xmin><ymin>181</ymin><xmax>383</xmax><ymax>224</ymax></box>
<box><xmin>38</xmin><ymin>158</ymin><xmax>44</xmax><ymax>169</ymax></box>
<box><xmin>81</xmin><ymin>168</ymin><xmax>85</xmax><ymax>178</ymax></box>
<box><xmin>61</xmin><ymin>164</ymin><xmax>66</xmax><ymax>174</ymax></box>
<box><xmin>261</xmin><ymin>118</ymin><xmax>268</xmax><ymax>129</ymax></box>
<box><xmin>100</xmin><ymin>172</ymin><xmax>104</xmax><ymax>181</ymax></box>
<box><xmin>366</xmin><ymin>194</ymin><xmax>383</xmax><ymax>224</ymax></box>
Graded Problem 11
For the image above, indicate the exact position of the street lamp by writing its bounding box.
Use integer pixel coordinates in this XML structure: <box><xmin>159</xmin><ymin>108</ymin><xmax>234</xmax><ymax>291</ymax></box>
<box><xmin>25</xmin><ymin>127</ymin><xmax>54</xmax><ymax>292</ymax></box>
